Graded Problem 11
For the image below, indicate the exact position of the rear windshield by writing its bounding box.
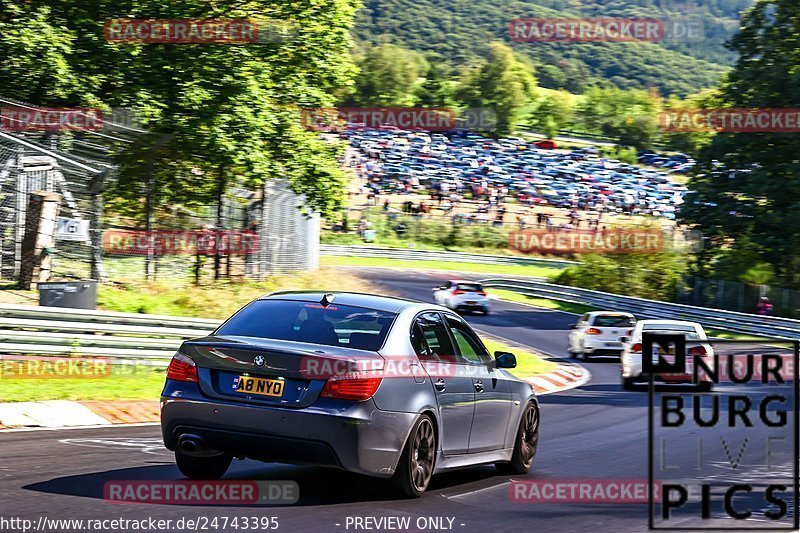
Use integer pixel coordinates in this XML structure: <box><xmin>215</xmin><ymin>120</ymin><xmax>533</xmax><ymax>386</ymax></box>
<box><xmin>643</xmin><ymin>324</ymin><xmax>696</xmax><ymax>332</ymax></box>
<box><xmin>642</xmin><ymin>325</ymin><xmax>701</xmax><ymax>339</ymax></box>
<box><xmin>456</xmin><ymin>283</ymin><xmax>483</xmax><ymax>292</ymax></box>
<box><xmin>593</xmin><ymin>315</ymin><xmax>634</xmax><ymax>327</ymax></box>
<box><xmin>216</xmin><ymin>300</ymin><xmax>396</xmax><ymax>350</ymax></box>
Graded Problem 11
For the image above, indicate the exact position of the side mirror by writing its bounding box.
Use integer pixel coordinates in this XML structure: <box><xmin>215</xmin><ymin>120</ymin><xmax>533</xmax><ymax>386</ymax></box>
<box><xmin>494</xmin><ymin>351</ymin><xmax>517</xmax><ymax>369</ymax></box>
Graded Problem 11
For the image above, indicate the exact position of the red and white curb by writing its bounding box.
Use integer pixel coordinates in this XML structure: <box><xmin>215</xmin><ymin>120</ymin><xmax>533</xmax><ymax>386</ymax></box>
<box><xmin>0</xmin><ymin>400</ymin><xmax>160</xmax><ymax>431</ymax></box>
<box><xmin>475</xmin><ymin>329</ymin><xmax>590</xmax><ymax>396</ymax></box>
<box><xmin>0</xmin><ymin>400</ymin><xmax>112</xmax><ymax>429</ymax></box>
<box><xmin>525</xmin><ymin>363</ymin><xmax>591</xmax><ymax>395</ymax></box>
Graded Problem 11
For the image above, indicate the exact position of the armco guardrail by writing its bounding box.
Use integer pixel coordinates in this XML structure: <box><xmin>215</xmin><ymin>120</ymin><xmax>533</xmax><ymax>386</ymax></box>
<box><xmin>0</xmin><ymin>303</ymin><xmax>220</xmax><ymax>361</ymax></box>
<box><xmin>320</xmin><ymin>245</ymin><xmax>578</xmax><ymax>268</ymax></box>
<box><xmin>3</xmin><ymin>276</ymin><xmax>797</xmax><ymax>363</ymax></box>
<box><xmin>481</xmin><ymin>278</ymin><xmax>800</xmax><ymax>339</ymax></box>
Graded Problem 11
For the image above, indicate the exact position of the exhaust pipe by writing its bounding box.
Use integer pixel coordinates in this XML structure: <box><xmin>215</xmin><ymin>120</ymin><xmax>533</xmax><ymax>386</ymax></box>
<box><xmin>179</xmin><ymin>437</ymin><xmax>202</xmax><ymax>453</ymax></box>
<box><xmin>177</xmin><ymin>434</ymin><xmax>221</xmax><ymax>457</ymax></box>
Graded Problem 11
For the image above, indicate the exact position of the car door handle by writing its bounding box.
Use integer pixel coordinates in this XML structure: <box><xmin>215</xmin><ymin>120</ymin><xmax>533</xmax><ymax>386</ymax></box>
<box><xmin>474</xmin><ymin>380</ymin><xmax>484</xmax><ymax>393</ymax></box>
<box><xmin>434</xmin><ymin>379</ymin><xmax>446</xmax><ymax>392</ymax></box>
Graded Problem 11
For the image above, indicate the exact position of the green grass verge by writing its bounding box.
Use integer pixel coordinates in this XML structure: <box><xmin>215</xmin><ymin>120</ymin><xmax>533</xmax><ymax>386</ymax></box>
<box><xmin>487</xmin><ymin>288</ymin><xmax>595</xmax><ymax>315</ymax></box>
<box><xmin>482</xmin><ymin>338</ymin><xmax>557</xmax><ymax>379</ymax></box>
<box><xmin>0</xmin><ymin>364</ymin><xmax>166</xmax><ymax>402</ymax></box>
<box><xmin>705</xmin><ymin>329</ymin><xmax>772</xmax><ymax>341</ymax></box>
<box><xmin>96</xmin><ymin>267</ymin><xmax>379</xmax><ymax>319</ymax></box>
<box><xmin>321</xmin><ymin>255</ymin><xmax>564</xmax><ymax>278</ymax></box>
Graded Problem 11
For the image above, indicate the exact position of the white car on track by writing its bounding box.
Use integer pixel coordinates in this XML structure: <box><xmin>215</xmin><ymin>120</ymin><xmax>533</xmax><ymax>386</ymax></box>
<box><xmin>432</xmin><ymin>280</ymin><xmax>491</xmax><ymax>315</ymax></box>
<box><xmin>620</xmin><ymin>319</ymin><xmax>715</xmax><ymax>391</ymax></box>
<box><xmin>567</xmin><ymin>312</ymin><xmax>636</xmax><ymax>360</ymax></box>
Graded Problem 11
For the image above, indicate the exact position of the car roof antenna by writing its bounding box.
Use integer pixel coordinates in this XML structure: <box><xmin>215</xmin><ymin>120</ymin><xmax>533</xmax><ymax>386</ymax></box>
<box><xmin>320</xmin><ymin>293</ymin><xmax>335</xmax><ymax>308</ymax></box>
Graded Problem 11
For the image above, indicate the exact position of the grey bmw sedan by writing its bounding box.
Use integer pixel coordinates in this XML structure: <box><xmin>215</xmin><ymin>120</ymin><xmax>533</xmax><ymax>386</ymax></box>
<box><xmin>161</xmin><ymin>291</ymin><xmax>540</xmax><ymax>497</ymax></box>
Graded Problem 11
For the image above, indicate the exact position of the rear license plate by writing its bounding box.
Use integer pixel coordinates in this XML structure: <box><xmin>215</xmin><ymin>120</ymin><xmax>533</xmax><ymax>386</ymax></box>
<box><xmin>234</xmin><ymin>376</ymin><xmax>285</xmax><ymax>397</ymax></box>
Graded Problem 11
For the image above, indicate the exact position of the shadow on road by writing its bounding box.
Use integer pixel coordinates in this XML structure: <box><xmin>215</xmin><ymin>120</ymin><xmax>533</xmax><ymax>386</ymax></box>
<box><xmin>540</xmin><ymin>380</ymin><xmax>727</xmax><ymax>409</ymax></box>
<box><xmin>23</xmin><ymin>462</ymin><xmax>504</xmax><ymax>507</ymax></box>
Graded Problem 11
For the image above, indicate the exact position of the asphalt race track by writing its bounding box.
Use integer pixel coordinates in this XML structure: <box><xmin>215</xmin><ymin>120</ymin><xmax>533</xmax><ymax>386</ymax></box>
<box><xmin>1</xmin><ymin>267</ymin><xmax>796</xmax><ymax>532</ymax></box>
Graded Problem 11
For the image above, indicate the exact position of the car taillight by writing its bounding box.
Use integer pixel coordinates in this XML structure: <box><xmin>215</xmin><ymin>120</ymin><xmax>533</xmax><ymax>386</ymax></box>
<box><xmin>452</xmin><ymin>289</ymin><xmax>465</xmax><ymax>295</ymax></box>
<box><xmin>477</xmin><ymin>291</ymin><xmax>487</xmax><ymax>296</ymax></box>
<box><xmin>321</xmin><ymin>374</ymin><xmax>382</xmax><ymax>401</ymax></box>
<box><xmin>688</xmin><ymin>346</ymin><xmax>707</xmax><ymax>356</ymax></box>
<box><xmin>167</xmin><ymin>352</ymin><xmax>198</xmax><ymax>383</ymax></box>
<box><xmin>631</xmin><ymin>343</ymin><xmax>642</xmax><ymax>353</ymax></box>
<box><xmin>585</xmin><ymin>328</ymin><xmax>602</xmax><ymax>335</ymax></box>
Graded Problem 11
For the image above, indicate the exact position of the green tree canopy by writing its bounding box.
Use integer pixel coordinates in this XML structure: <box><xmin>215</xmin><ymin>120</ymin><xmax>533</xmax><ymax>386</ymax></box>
<box><xmin>345</xmin><ymin>43</ymin><xmax>423</xmax><ymax>106</ymax></box>
<box><xmin>456</xmin><ymin>42</ymin><xmax>537</xmax><ymax>136</ymax></box>
<box><xmin>576</xmin><ymin>86</ymin><xmax>661</xmax><ymax>149</ymax></box>
<box><xmin>527</xmin><ymin>90</ymin><xmax>576</xmax><ymax>139</ymax></box>
<box><xmin>679</xmin><ymin>0</ymin><xmax>800</xmax><ymax>287</ymax></box>
<box><xmin>0</xmin><ymin>0</ymin><xmax>360</xmax><ymax>220</ymax></box>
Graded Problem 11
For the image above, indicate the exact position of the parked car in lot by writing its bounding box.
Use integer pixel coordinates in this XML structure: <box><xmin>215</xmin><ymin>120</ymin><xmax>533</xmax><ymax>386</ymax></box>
<box><xmin>620</xmin><ymin>319</ymin><xmax>714</xmax><ymax>391</ymax></box>
<box><xmin>161</xmin><ymin>292</ymin><xmax>539</xmax><ymax>497</ymax></box>
<box><xmin>567</xmin><ymin>312</ymin><xmax>636</xmax><ymax>360</ymax></box>
<box><xmin>350</xmin><ymin>130</ymin><xmax>687</xmax><ymax>221</ymax></box>
<box><xmin>432</xmin><ymin>280</ymin><xmax>491</xmax><ymax>315</ymax></box>
<box><xmin>533</xmin><ymin>139</ymin><xmax>558</xmax><ymax>150</ymax></box>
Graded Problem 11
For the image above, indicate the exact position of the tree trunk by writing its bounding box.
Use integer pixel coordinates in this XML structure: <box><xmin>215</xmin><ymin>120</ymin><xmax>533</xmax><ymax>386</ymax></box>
<box><xmin>214</xmin><ymin>166</ymin><xmax>227</xmax><ymax>280</ymax></box>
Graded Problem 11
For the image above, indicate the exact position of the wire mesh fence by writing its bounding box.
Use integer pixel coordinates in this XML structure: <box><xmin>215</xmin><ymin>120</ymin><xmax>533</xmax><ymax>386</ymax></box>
<box><xmin>0</xmin><ymin>96</ymin><xmax>319</xmax><ymax>286</ymax></box>
<box><xmin>677</xmin><ymin>276</ymin><xmax>800</xmax><ymax>319</ymax></box>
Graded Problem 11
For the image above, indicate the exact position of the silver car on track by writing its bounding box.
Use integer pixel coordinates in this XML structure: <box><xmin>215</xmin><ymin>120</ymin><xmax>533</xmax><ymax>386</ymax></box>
<box><xmin>161</xmin><ymin>292</ymin><xmax>540</xmax><ymax>497</ymax></box>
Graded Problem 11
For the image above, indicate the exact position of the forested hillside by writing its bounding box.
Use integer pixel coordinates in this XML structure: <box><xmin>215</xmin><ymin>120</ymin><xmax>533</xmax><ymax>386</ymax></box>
<box><xmin>353</xmin><ymin>0</ymin><xmax>752</xmax><ymax>95</ymax></box>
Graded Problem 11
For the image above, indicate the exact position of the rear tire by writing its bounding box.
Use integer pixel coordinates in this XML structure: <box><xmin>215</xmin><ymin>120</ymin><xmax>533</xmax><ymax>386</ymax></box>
<box><xmin>622</xmin><ymin>377</ymin><xmax>637</xmax><ymax>391</ymax></box>
<box><xmin>392</xmin><ymin>415</ymin><xmax>437</xmax><ymax>498</ymax></box>
<box><xmin>496</xmin><ymin>402</ymin><xmax>539</xmax><ymax>475</ymax></box>
<box><xmin>483</xmin><ymin>307</ymin><xmax>490</xmax><ymax>316</ymax></box>
<box><xmin>175</xmin><ymin>450</ymin><xmax>233</xmax><ymax>480</ymax></box>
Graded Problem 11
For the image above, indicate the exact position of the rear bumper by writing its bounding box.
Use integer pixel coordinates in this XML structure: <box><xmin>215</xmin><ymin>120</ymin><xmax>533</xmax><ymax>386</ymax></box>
<box><xmin>161</xmin><ymin>381</ymin><xmax>418</xmax><ymax>478</ymax></box>
<box><xmin>451</xmin><ymin>298</ymin><xmax>490</xmax><ymax>311</ymax></box>
<box><xmin>165</xmin><ymin>424</ymin><xmax>342</xmax><ymax>467</ymax></box>
<box><xmin>583</xmin><ymin>338</ymin><xmax>625</xmax><ymax>354</ymax></box>
<box><xmin>621</xmin><ymin>353</ymin><xmax>712</xmax><ymax>383</ymax></box>
<box><xmin>584</xmin><ymin>348</ymin><xmax>624</xmax><ymax>357</ymax></box>
<box><xmin>455</xmin><ymin>304</ymin><xmax>489</xmax><ymax>312</ymax></box>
